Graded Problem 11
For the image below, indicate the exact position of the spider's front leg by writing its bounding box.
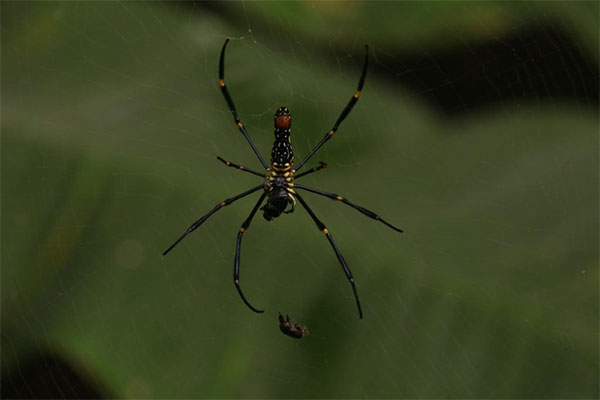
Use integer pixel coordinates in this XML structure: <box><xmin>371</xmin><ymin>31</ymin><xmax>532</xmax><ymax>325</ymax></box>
<box><xmin>163</xmin><ymin>184</ymin><xmax>263</xmax><ymax>256</ymax></box>
<box><xmin>294</xmin><ymin>184</ymin><xmax>403</xmax><ymax>232</ymax></box>
<box><xmin>234</xmin><ymin>192</ymin><xmax>267</xmax><ymax>313</ymax></box>
<box><xmin>294</xmin><ymin>192</ymin><xmax>363</xmax><ymax>319</ymax></box>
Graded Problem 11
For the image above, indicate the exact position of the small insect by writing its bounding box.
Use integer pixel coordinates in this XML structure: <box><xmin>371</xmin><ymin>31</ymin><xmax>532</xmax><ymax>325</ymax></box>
<box><xmin>278</xmin><ymin>313</ymin><xmax>309</xmax><ymax>339</ymax></box>
<box><xmin>163</xmin><ymin>39</ymin><xmax>403</xmax><ymax>319</ymax></box>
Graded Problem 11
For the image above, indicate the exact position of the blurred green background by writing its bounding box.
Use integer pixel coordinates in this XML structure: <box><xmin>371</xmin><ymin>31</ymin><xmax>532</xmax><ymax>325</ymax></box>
<box><xmin>2</xmin><ymin>1</ymin><xmax>598</xmax><ymax>398</ymax></box>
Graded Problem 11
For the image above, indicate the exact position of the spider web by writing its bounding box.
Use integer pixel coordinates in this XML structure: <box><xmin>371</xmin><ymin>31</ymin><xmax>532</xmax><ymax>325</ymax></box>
<box><xmin>1</xmin><ymin>1</ymin><xmax>598</xmax><ymax>398</ymax></box>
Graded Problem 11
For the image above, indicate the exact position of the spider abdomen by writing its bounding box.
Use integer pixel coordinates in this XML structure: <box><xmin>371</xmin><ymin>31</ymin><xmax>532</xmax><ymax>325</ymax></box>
<box><xmin>272</xmin><ymin>106</ymin><xmax>294</xmax><ymax>166</ymax></box>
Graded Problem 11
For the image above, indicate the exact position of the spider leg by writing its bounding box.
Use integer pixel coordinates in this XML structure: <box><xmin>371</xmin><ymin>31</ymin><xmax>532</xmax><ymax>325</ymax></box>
<box><xmin>162</xmin><ymin>184</ymin><xmax>263</xmax><ymax>256</ymax></box>
<box><xmin>295</xmin><ymin>45</ymin><xmax>369</xmax><ymax>172</ymax></box>
<box><xmin>295</xmin><ymin>184</ymin><xmax>403</xmax><ymax>233</ymax></box>
<box><xmin>217</xmin><ymin>156</ymin><xmax>265</xmax><ymax>177</ymax></box>
<box><xmin>219</xmin><ymin>39</ymin><xmax>269</xmax><ymax>169</ymax></box>
<box><xmin>295</xmin><ymin>193</ymin><xmax>363</xmax><ymax>319</ymax></box>
<box><xmin>283</xmin><ymin>193</ymin><xmax>296</xmax><ymax>214</ymax></box>
<box><xmin>234</xmin><ymin>192</ymin><xmax>268</xmax><ymax>314</ymax></box>
<box><xmin>294</xmin><ymin>161</ymin><xmax>327</xmax><ymax>179</ymax></box>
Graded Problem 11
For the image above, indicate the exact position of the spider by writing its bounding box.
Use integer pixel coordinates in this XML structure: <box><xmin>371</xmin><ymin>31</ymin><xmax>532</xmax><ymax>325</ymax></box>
<box><xmin>163</xmin><ymin>39</ymin><xmax>403</xmax><ymax>319</ymax></box>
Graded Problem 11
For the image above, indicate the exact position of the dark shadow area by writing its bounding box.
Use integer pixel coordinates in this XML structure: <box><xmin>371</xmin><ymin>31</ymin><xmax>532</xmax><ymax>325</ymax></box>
<box><xmin>187</xmin><ymin>1</ymin><xmax>599</xmax><ymax>119</ymax></box>
<box><xmin>372</xmin><ymin>24</ymin><xmax>599</xmax><ymax>118</ymax></box>
<box><xmin>1</xmin><ymin>352</ymin><xmax>107</xmax><ymax>399</ymax></box>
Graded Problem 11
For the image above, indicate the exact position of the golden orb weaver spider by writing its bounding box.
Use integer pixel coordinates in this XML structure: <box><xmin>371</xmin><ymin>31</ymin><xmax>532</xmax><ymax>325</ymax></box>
<box><xmin>163</xmin><ymin>39</ymin><xmax>403</xmax><ymax>319</ymax></box>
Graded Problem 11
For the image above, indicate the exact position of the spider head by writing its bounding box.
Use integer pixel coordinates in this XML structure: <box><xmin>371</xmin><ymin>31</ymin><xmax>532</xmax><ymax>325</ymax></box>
<box><xmin>261</xmin><ymin>198</ymin><xmax>286</xmax><ymax>221</ymax></box>
<box><xmin>274</xmin><ymin>107</ymin><xmax>291</xmax><ymax>130</ymax></box>
<box><xmin>261</xmin><ymin>188</ymin><xmax>292</xmax><ymax>221</ymax></box>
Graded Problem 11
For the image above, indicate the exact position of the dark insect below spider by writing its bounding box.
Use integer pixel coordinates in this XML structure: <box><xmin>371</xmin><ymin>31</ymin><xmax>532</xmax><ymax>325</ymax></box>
<box><xmin>163</xmin><ymin>39</ymin><xmax>403</xmax><ymax>319</ymax></box>
<box><xmin>278</xmin><ymin>313</ymin><xmax>309</xmax><ymax>339</ymax></box>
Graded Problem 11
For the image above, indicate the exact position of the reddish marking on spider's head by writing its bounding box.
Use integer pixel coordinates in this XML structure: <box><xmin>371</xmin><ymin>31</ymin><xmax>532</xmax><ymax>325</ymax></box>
<box><xmin>274</xmin><ymin>106</ymin><xmax>291</xmax><ymax>129</ymax></box>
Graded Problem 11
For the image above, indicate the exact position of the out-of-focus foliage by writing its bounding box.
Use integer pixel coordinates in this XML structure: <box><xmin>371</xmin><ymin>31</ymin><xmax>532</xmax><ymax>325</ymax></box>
<box><xmin>2</xmin><ymin>2</ymin><xmax>598</xmax><ymax>398</ymax></box>
<box><xmin>239</xmin><ymin>1</ymin><xmax>599</xmax><ymax>57</ymax></box>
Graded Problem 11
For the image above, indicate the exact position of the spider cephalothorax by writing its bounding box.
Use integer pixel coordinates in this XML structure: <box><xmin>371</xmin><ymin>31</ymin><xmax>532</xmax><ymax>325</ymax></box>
<box><xmin>261</xmin><ymin>172</ymin><xmax>295</xmax><ymax>220</ymax></box>
<box><xmin>163</xmin><ymin>39</ymin><xmax>403</xmax><ymax>319</ymax></box>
